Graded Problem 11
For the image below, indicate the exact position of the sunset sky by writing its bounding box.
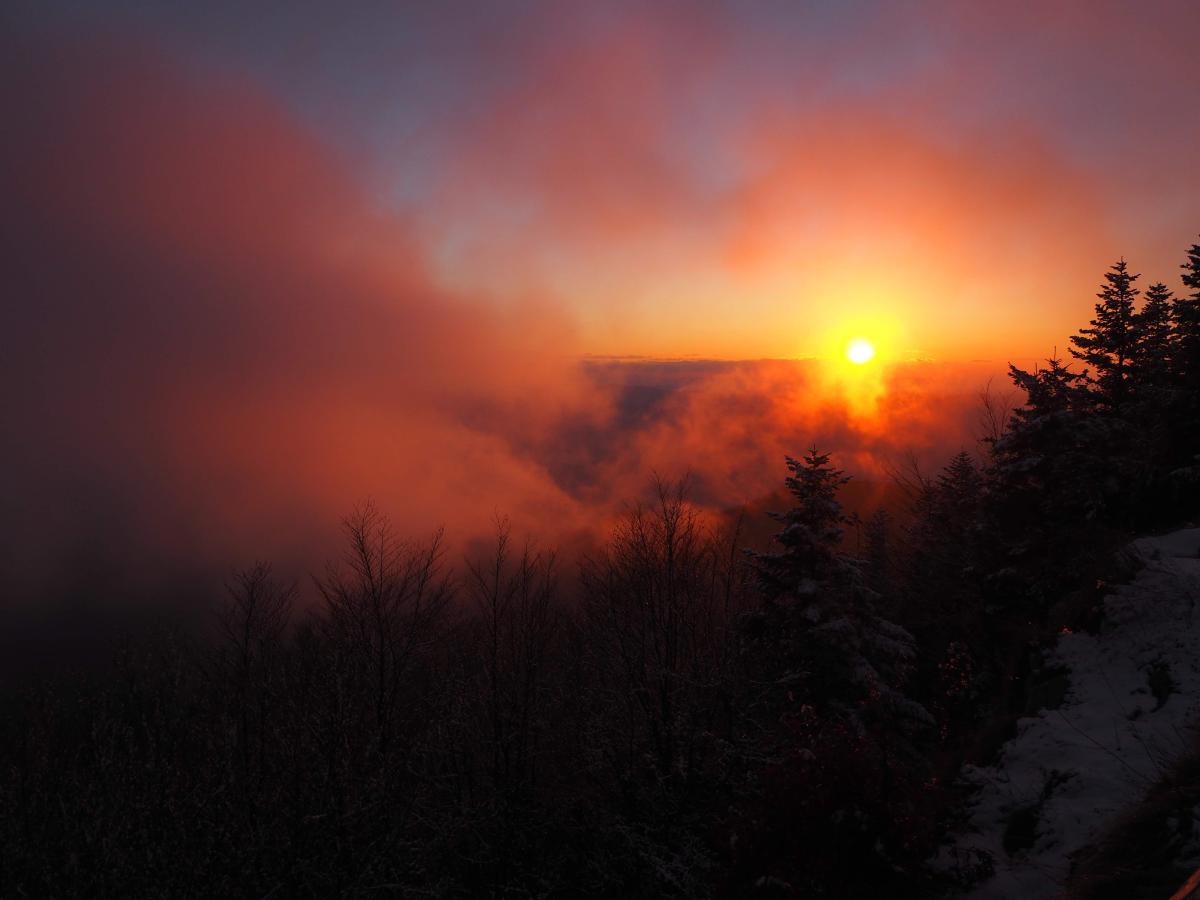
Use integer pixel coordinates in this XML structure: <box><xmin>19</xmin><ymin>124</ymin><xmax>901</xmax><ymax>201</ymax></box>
<box><xmin>3</xmin><ymin>1</ymin><xmax>1200</xmax><ymax>595</ymax></box>
<box><xmin>11</xmin><ymin>0</ymin><xmax>1200</xmax><ymax>359</ymax></box>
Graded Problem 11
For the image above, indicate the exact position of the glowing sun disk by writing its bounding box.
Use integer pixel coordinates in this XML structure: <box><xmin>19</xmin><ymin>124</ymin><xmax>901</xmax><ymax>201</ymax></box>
<box><xmin>846</xmin><ymin>338</ymin><xmax>876</xmax><ymax>365</ymax></box>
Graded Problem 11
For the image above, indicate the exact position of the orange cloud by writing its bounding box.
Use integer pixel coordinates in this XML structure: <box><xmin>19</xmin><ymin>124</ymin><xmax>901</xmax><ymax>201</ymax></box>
<box><xmin>415</xmin><ymin>1</ymin><xmax>1197</xmax><ymax>361</ymax></box>
<box><xmin>0</xmin><ymin>27</ymin><xmax>1118</xmax><ymax>612</ymax></box>
<box><xmin>1</xmin><ymin>34</ymin><xmax>604</xmax><ymax>591</ymax></box>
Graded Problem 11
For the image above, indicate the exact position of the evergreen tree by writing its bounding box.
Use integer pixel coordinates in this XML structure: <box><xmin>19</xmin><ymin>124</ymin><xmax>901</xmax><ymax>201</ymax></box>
<box><xmin>1069</xmin><ymin>259</ymin><xmax>1140</xmax><ymax>411</ymax></box>
<box><xmin>734</xmin><ymin>450</ymin><xmax>932</xmax><ymax>897</ymax></box>
<box><xmin>936</xmin><ymin>451</ymin><xmax>982</xmax><ymax>528</ymax></box>
<box><xmin>988</xmin><ymin>355</ymin><xmax>1112</xmax><ymax>591</ymax></box>
<box><xmin>1000</xmin><ymin>354</ymin><xmax>1086</xmax><ymax>442</ymax></box>
<box><xmin>1128</xmin><ymin>282</ymin><xmax>1177</xmax><ymax>479</ymax></box>
<box><xmin>897</xmin><ymin>453</ymin><xmax>981</xmax><ymax>601</ymax></box>
<box><xmin>753</xmin><ymin>447</ymin><xmax>851</xmax><ymax>598</ymax></box>
<box><xmin>1168</xmin><ymin>239</ymin><xmax>1200</xmax><ymax>479</ymax></box>
<box><xmin>1173</xmin><ymin>238</ymin><xmax>1200</xmax><ymax>386</ymax></box>
<box><xmin>748</xmin><ymin>448</ymin><xmax>926</xmax><ymax>723</ymax></box>
<box><xmin>1133</xmin><ymin>281</ymin><xmax>1175</xmax><ymax>390</ymax></box>
<box><xmin>900</xmin><ymin>451</ymin><xmax>982</xmax><ymax>610</ymax></box>
<box><xmin>895</xmin><ymin>452</ymin><xmax>987</xmax><ymax>745</ymax></box>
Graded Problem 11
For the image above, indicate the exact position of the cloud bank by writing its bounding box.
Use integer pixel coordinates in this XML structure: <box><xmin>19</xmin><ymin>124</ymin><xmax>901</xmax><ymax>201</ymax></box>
<box><xmin>0</xmin><ymin>27</ymin><xmax>1084</xmax><ymax>613</ymax></box>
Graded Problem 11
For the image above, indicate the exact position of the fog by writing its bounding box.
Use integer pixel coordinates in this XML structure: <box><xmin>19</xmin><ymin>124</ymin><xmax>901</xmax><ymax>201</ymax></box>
<box><xmin>2</xmin><ymin>32</ymin><xmax>1009</xmax><ymax>628</ymax></box>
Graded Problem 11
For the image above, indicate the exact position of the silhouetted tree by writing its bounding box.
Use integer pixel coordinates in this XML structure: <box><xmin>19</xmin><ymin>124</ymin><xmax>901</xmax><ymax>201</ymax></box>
<box><xmin>315</xmin><ymin>503</ymin><xmax>451</xmax><ymax>760</ymax></box>
<box><xmin>753</xmin><ymin>448</ymin><xmax>851</xmax><ymax>598</ymax></box>
<box><xmin>1168</xmin><ymin>238</ymin><xmax>1200</xmax><ymax>486</ymax></box>
<box><xmin>1133</xmin><ymin>281</ymin><xmax>1175</xmax><ymax>390</ymax></box>
<box><xmin>464</xmin><ymin>520</ymin><xmax>559</xmax><ymax>803</ymax></box>
<box><xmin>1070</xmin><ymin>259</ymin><xmax>1139</xmax><ymax>411</ymax></box>
<box><xmin>748</xmin><ymin>449</ymin><xmax>926</xmax><ymax>722</ymax></box>
<box><xmin>898</xmin><ymin>452</ymin><xmax>983</xmax><ymax>633</ymax></box>
<box><xmin>732</xmin><ymin>450</ymin><xmax>933</xmax><ymax>897</ymax></box>
<box><xmin>216</xmin><ymin>563</ymin><xmax>293</xmax><ymax>798</ymax></box>
<box><xmin>581</xmin><ymin>480</ymin><xmax>748</xmax><ymax>786</ymax></box>
<box><xmin>993</xmin><ymin>355</ymin><xmax>1109</xmax><ymax>531</ymax></box>
<box><xmin>1173</xmin><ymin>238</ymin><xmax>1200</xmax><ymax>388</ymax></box>
<box><xmin>577</xmin><ymin>479</ymin><xmax>752</xmax><ymax>896</ymax></box>
<box><xmin>892</xmin><ymin>452</ymin><xmax>990</xmax><ymax>758</ymax></box>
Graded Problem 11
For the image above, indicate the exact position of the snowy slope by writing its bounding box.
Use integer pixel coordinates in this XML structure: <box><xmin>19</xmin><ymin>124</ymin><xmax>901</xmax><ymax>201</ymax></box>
<box><xmin>943</xmin><ymin>527</ymin><xmax>1200</xmax><ymax>898</ymax></box>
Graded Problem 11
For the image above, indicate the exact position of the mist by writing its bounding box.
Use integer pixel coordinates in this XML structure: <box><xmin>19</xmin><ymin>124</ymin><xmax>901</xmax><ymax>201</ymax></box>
<box><xmin>0</xmin><ymin>31</ymin><xmax>1020</xmax><ymax>627</ymax></box>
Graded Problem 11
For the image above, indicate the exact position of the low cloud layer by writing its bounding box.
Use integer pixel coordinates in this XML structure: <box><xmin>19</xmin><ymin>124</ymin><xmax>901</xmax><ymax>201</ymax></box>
<box><xmin>1</xmin><ymin>36</ymin><xmax>597</xmax><ymax>596</ymax></box>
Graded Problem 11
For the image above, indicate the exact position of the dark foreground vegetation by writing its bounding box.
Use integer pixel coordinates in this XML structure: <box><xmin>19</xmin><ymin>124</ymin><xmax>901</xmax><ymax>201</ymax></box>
<box><xmin>4</xmin><ymin>239</ymin><xmax>1200</xmax><ymax>897</ymax></box>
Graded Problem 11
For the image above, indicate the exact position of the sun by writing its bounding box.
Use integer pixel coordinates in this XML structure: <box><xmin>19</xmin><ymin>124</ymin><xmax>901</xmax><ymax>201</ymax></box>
<box><xmin>846</xmin><ymin>337</ymin><xmax>876</xmax><ymax>365</ymax></box>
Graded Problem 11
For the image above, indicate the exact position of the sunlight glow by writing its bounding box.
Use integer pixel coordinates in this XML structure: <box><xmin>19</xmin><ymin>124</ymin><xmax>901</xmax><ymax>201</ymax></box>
<box><xmin>846</xmin><ymin>338</ymin><xmax>876</xmax><ymax>365</ymax></box>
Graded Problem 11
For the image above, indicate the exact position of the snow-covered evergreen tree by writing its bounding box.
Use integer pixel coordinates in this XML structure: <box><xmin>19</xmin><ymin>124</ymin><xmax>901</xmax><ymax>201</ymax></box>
<box><xmin>734</xmin><ymin>451</ymin><xmax>934</xmax><ymax>896</ymax></box>
<box><xmin>748</xmin><ymin>449</ymin><xmax>929</xmax><ymax>727</ymax></box>
<box><xmin>753</xmin><ymin>447</ymin><xmax>850</xmax><ymax>599</ymax></box>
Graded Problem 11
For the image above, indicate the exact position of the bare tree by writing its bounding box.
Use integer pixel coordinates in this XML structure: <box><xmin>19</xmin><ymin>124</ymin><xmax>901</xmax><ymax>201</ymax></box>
<box><xmin>220</xmin><ymin>563</ymin><xmax>293</xmax><ymax>671</ymax></box>
<box><xmin>464</xmin><ymin>518</ymin><xmax>560</xmax><ymax>802</ymax></box>
<box><xmin>580</xmin><ymin>479</ymin><xmax>751</xmax><ymax>784</ymax></box>
<box><xmin>218</xmin><ymin>563</ymin><xmax>294</xmax><ymax>783</ymax></box>
<box><xmin>977</xmin><ymin>376</ymin><xmax>1016</xmax><ymax>447</ymax></box>
<box><xmin>315</xmin><ymin>502</ymin><xmax>452</xmax><ymax>759</ymax></box>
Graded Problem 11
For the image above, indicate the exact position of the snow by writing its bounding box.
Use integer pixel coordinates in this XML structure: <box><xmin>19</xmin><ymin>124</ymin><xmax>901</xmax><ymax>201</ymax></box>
<box><xmin>941</xmin><ymin>527</ymin><xmax>1200</xmax><ymax>897</ymax></box>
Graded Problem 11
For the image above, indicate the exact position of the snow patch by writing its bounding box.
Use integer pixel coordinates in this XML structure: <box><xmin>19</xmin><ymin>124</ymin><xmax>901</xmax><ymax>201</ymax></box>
<box><xmin>941</xmin><ymin>527</ymin><xmax>1200</xmax><ymax>898</ymax></box>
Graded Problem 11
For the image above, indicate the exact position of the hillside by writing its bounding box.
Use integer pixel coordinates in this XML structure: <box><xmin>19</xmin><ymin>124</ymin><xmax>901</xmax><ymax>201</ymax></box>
<box><xmin>940</xmin><ymin>527</ymin><xmax>1200</xmax><ymax>897</ymax></box>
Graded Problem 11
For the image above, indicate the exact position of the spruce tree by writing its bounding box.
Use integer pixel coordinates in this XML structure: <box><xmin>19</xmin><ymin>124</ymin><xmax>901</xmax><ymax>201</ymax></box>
<box><xmin>753</xmin><ymin>447</ymin><xmax>851</xmax><ymax>598</ymax></box>
<box><xmin>1069</xmin><ymin>259</ymin><xmax>1140</xmax><ymax>411</ymax></box>
<box><xmin>897</xmin><ymin>451</ymin><xmax>986</xmax><ymax>724</ymax></box>
<box><xmin>1174</xmin><ymin>238</ymin><xmax>1200</xmax><ymax>386</ymax></box>
<box><xmin>1133</xmin><ymin>282</ymin><xmax>1175</xmax><ymax>389</ymax></box>
<box><xmin>995</xmin><ymin>355</ymin><xmax>1090</xmax><ymax>500</ymax></box>
<box><xmin>936</xmin><ymin>451</ymin><xmax>982</xmax><ymax>527</ymax></box>
<box><xmin>988</xmin><ymin>355</ymin><xmax>1111</xmax><ymax>590</ymax></box>
<box><xmin>1165</xmin><ymin>239</ymin><xmax>1200</xmax><ymax>492</ymax></box>
<box><xmin>1128</xmin><ymin>282</ymin><xmax>1176</xmax><ymax>479</ymax></box>
<box><xmin>748</xmin><ymin>449</ymin><xmax>927</xmax><ymax>724</ymax></box>
<box><xmin>899</xmin><ymin>450</ymin><xmax>982</xmax><ymax>617</ymax></box>
<box><xmin>1004</xmin><ymin>355</ymin><xmax>1084</xmax><ymax>424</ymax></box>
<box><xmin>736</xmin><ymin>450</ymin><xmax>931</xmax><ymax>897</ymax></box>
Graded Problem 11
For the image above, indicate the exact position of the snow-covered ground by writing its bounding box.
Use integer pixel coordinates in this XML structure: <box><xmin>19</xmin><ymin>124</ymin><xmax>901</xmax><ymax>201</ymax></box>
<box><xmin>942</xmin><ymin>527</ymin><xmax>1200</xmax><ymax>898</ymax></box>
